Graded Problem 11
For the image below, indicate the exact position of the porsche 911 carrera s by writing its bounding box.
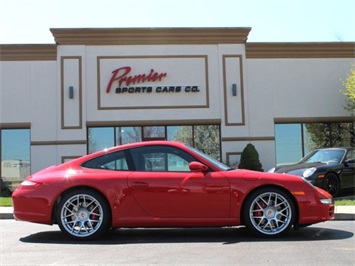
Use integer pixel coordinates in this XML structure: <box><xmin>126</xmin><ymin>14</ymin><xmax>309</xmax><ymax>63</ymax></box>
<box><xmin>12</xmin><ymin>141</ymin><xmax>334</xmax><ymax>240</ymax></box>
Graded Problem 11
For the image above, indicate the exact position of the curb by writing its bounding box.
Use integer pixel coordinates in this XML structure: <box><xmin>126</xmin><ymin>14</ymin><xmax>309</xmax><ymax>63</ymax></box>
<box><xmin>0</xmin><ymin>213</ymin><xmax>13</xmax><ymax>219</ymax></box>
<box><xmin>333</xmin><ymin>213</ymin><xmax>355</xmax><ymax>220</ymax></box>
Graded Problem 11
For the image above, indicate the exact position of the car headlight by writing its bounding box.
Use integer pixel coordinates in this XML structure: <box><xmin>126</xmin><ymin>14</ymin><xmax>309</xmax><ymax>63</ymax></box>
<box><xmin>320</xmin><ymin>198</ymin><xmax>333</xmax><ymax>205</ymax></box>
<box><xmin>303</xmin><ymin>167</ymin><xmax>316</xmax><ymax>178</ymax></box>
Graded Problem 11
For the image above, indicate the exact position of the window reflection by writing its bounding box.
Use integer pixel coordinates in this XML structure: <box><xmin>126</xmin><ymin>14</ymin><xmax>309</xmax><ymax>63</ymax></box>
<box><xmin>82</xmin><ymin>151</ymin><xmax>128</xmax><ymax>170</ymax></box>
<box><xmin>275</xmin><ymin>122</ymin><xmax>354</xmax><ymax>166</ymax></box>
<box><xmin>194</xmin><ymin>125</ymin><xmax>220</xmax><ymax>161</ymax></box>
<box><xmin>1</xmin><ymin>129</ymin><xmax>30</xmax><ymax>193</ymax></box>
<box><xmin>119</xmin><ymin>127</ymin><xmax>142</xmax><ymax>144</ymax></box>
<box><xmin>167</xmin><ymin>126</ymin><xmax>193</xmax><ymax>145</ymax></box>
<box><xmin>130</xmin><ymin>146</ymin><xmax>195</xmax><ymax>172</ymax></box>
<box><xmin>275</xmin><ymin>124</ymin><xmax>302</xmax><ymax>165</ymax></box>
<box><xmin>143</xmin><ymin>126</ymin><xmax>165</xmax><ymax>139</ymax></box>
<box><xmin>304</xmin><ymin>123</ymin><xmax>354</xmax><ymax>152</ymax></box>
<box><xmin>88</xmin><ymin>127</ymin><xmax>114</xmax><ymax>153</ymax></box>
<box><xmin>87</xmin><ymin>125</ymin><xmax>221</xmax><ymax>161</ymax></box>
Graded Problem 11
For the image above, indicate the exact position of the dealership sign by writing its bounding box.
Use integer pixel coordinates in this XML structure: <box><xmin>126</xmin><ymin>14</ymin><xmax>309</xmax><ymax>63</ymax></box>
<box><xmin>98</xmin><ymin>56</ymin><xmax>208</xmax><ymax>109</ymax></box>
<box><xmin>106</xmin><ymin>66</ymin><xmax>200</xmax><ymax>94</ymax></box>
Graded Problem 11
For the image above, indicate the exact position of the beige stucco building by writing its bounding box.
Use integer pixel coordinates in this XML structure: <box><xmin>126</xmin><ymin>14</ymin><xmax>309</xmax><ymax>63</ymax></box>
<box><xmin>1</xmin><ymin>28</ymin><xmax>354</xmax><ymax>180</ymax></box>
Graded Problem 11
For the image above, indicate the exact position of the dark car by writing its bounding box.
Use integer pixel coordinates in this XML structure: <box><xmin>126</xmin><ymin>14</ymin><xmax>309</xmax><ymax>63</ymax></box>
<box><xmin>269</xmin><ymin>147</ymin><xmax>355</xmax><ymax>196</ymax></box>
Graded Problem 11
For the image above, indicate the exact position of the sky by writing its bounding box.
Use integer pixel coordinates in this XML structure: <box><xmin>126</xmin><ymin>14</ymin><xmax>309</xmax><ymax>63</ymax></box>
<box><xmin>0</xmin><ymin>0</ymin><xmax>354</xmax><ymax>44</ymax></box>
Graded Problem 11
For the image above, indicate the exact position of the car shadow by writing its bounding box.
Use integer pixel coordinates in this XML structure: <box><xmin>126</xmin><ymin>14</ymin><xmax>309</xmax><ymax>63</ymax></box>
<box><xmin>19</xmin><ymin>225</ymin><xmax>354</xmax><ymax>245</ymax></box>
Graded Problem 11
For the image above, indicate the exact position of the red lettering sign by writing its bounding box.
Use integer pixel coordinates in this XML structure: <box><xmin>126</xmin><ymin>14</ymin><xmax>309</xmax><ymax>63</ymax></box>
<box><xmin>106</xmin><ymin>67</ymin><xmax>167</xmax><ymax>93</ymax></box>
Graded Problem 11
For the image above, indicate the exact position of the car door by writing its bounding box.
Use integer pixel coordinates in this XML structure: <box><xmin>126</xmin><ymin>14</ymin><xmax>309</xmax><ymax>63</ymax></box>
<box><xmin>126</xmin><ymin>145</ymin><xmax>230</xmax><ymax>218</ymax></box>
<box><xmin>341</xmin><ymin>149</ymin><xmax>355</xmax><ymax>189</ymax></box>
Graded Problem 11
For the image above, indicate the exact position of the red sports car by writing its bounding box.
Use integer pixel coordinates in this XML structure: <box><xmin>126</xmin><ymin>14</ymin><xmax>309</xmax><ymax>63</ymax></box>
<box><xmin>12</xmin><ymin>141</ymin><xmax>334</xmax><ymax>240</ymax></box>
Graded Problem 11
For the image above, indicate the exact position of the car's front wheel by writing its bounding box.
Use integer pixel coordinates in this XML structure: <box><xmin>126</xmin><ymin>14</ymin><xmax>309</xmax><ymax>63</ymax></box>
<box><xmin>322</xmin><ymin>173</ymin><xmax>340</xmax><ymax>197</ymax></box>
<box><xmin>57</xmin><ymin>189</ymin><xmax>111</xmax><ymax>240</ymax></box>
<box><xmin>243</xmin><ymin>187</ymin><xmax>295</xmax><ymax>237</ymax></box>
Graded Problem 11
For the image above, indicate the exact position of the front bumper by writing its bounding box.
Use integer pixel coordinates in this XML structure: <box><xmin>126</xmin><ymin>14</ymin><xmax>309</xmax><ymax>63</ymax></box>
<box><xmin>297</xmin><ymin>187</ymin><xmax>334</xmax><ymax>225</ymax></box>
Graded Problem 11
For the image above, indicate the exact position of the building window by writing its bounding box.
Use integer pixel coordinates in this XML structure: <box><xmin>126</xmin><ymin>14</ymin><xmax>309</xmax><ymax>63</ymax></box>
<box><xmin>275</xmin><ymin>122</ymin><xmax>354</xmax><ymax>166</ymax></box>
<box><xmin>194</xmin><ymin>125</ymin><xmax>221</xmax><ymax>161</ymax></box>
<box><xmin>1</xmin><ymin>129</ymin><xmax>31</xmax><ymax>193</ymax></box>
<box><xmin>167</xmin><ymin>126</ymin><xmax>193</xmax><ymax>146</ymax></box>
<box><xmin>143</xmin><ymin>126</ymin><xmax>165</xmax><ymax>140</ymax></box>
<box><xmin>275</xmin><ymin>124</ymin><xmax>303</xmax><ymax>165</ymax></box>
<box><xmin>87</xmin><ymin>125</ymin><xmax>221</xmax><ymax>160</ymax></box>
<box><xmin>303</xmin><ymin>123</ymin><xmax>354</xmax><ymax>153</ymax></box>
<box><xmin>120</xmin><ymin>127</ymin><xmax>142</xmax><ymax>144</ymax></box>
<box><xmin>87</xmin><ymin>127</ymin><xmax>115</xmax><ymax>154</ymax></box>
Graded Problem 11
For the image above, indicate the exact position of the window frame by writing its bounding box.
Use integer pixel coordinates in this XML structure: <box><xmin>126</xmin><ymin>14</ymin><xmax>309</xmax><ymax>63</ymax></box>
<box><xmin>129</xmin><ymin>145</ymin><xmax>198</xmax><ymax>172</ymax></box>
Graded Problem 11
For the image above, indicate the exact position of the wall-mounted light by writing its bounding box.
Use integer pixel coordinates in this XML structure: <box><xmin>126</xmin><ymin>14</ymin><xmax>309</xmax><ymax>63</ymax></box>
<box><xmin>232</xmin><ymin>84</ymin><xmax>237</xmax><ymax>96</ymax></box>
<box><xmin>69</xmin><ymin>86</ymin><xmax>74</xmax><ymax>99</ymax></box>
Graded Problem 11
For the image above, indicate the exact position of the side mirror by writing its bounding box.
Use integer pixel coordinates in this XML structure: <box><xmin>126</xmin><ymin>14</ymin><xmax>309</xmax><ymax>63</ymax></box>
<box><xmin>345</xmin><ymin>158</ymin><xmax>355</xmax><ymax>166</ymax></box>
<box><xmin>189</xmin><ymin>161</ymin><xmax>208</xmax><ymax>172</ymax></box>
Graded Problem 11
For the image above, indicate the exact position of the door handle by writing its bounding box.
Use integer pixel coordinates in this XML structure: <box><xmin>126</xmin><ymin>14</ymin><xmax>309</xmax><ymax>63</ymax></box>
<box><xmin>131</xmin><ymin>182</ymin><xmax>149</xmax><ymax>189</ymax></box>
<box><xmin>204</xmin><ymin>186</ymin><xmax>225</xmax><ymax>192</ymax></box>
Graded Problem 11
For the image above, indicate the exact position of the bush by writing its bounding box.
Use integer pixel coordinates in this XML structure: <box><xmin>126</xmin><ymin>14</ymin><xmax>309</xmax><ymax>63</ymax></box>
<box><xmin>238</xmin><ymin>143</ymin><xmax>264</xmax><ymax>171</ymax></box>
<box><xmin>0</xmin><ymin>178</ymin><xmax>12</xmax><ymax>197</ymax></box>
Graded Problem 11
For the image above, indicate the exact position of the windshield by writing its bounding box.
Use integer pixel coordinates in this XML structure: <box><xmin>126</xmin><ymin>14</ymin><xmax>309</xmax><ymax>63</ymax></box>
<box><xmin>300</xmin><ymin>149</ymin><xmax>346</xmax><ymax>164</ymax></box>
<box><xmin>187</xmin><ymin>145</ymin><xmax>230</xmax><ymax>171</ymax></box>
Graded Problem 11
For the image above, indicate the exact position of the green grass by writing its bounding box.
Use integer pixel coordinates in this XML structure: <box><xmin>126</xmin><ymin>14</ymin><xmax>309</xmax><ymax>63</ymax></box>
<box><xmin>0</xmin><ymin>197</ymin><xmax>354</xmax><ymax>207</ymax></box>
<box><xmin>334</xmin><ymin>199</ymin><xmax>355</xmax><ymax>206</ymax></box>
<box><xmin>0</xmin><ymin>197</ymin><xmax>13</xmax><ymax>207</ymax></box>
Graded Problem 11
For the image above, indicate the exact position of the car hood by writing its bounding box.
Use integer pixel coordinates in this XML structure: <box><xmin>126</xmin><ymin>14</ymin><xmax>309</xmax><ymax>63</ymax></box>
<box><xmin>275</xmin><ymin>162</ymin><xmax>326</xmax><ymax>175</ymax></box>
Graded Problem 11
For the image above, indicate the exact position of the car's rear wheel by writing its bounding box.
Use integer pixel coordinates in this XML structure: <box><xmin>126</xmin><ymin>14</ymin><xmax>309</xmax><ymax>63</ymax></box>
<box><xmin>57</xmin><ymin>189</ymin><xmax>110</xmax><ymax>240</ymax></box>
<box><xmin>243</xmin><ymin>187</ymin><xmax>295</xmax><ymax>237</ymax></box>
<box><xmin>322</xmin><ymin>173</ymin><xmax>340</xmax><ymax>197</ymax></box>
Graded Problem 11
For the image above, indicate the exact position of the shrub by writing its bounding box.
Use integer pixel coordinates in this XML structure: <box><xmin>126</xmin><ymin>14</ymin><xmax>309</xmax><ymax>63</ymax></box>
<box><xmin>238</xmin><ymin>143</ymin><xmax>264</xmax><ymax>171</ymax></box>
<box><xmin>0</xmin><ymin>178</ymin><xmax>12</xmax><ymax>197</ymax></box>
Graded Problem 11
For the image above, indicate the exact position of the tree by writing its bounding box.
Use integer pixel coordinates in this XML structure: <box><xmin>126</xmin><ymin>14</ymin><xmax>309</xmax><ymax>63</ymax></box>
<box><xmin>340</xmin><ymin>64</ymin><xmax>355</xmax><ymax>115</ymax></box>
<box><xmin>238</xmin><ymin>143</ymin><xmax>263</xmax><ymax>171</ymax></box>
<box><xmin>340</xmin><ymin>65</ymin><xmax>355</xmax><ymax>146</ymax></box>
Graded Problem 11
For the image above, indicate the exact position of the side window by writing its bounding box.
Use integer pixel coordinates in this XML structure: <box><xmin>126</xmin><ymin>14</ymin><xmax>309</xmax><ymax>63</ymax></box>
<box><xmin>130</xmin><ymin>146</ymin><xmax>195</xmax><ymax>172</ymax></box>
<box><xmin>168</xmin><ymin>153</ymin><xmax>190</xmax><ymax>171</ymax></box>
<box><xmin>82</xmin><ymin>150</ymin><xmax>128</xmax><ymax>170</ymax></box>
<box><xmin>346</xmin><ymin>149</ymin><xmax>355</xmax><ymax>160</ymax></box>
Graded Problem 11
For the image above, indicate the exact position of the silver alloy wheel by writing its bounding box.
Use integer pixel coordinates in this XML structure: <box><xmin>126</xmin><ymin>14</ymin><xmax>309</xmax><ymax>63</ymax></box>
<box><xmin>249</xmin><ymin>191</ymin><xmax>292</xmax><ymax>235</ymax></box>
<box><xmin>60</xmin><ymin>193</ymin><xmax>104</xmax><ymax>238</ymax></box>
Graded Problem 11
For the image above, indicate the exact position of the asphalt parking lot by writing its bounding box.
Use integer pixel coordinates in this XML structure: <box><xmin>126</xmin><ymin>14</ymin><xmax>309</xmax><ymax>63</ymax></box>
<box><xmin>1</xmin><ymin>220</ymin><xmax>354</xmax><ymax>265</ymax></box>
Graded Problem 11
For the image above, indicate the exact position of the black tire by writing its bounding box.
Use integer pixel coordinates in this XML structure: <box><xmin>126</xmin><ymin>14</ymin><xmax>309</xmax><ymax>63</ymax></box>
<box><xmin>322</xmin><ymin>173</ymin><xmax>340</xmax><ymax>197</ymax></box>
<box><xmin>243</xmin><ymin>187</ymin><xmax>295</xmax><ymax>237</ymax></box>
<box><xmin>57</xmin><ymin>189</ymin><xmax>111</xmax><ymax>240</ymax></box>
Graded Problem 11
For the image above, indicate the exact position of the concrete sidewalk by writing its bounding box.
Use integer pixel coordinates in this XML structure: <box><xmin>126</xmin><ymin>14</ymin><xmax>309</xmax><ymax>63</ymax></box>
<box><xmin>1</xmin><ymin>206</ymin><xmax>354</xmax><ymax>220</ymax></box>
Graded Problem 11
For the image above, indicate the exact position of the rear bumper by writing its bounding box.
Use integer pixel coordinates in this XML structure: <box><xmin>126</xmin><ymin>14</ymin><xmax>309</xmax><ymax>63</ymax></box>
<box><xmin>12</xmin><ymin>189</ymin><xmax>53</xmax><ymax>225</ymax></box>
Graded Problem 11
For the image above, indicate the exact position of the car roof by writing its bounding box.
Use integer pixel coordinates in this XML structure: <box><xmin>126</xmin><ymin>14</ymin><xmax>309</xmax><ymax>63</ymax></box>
<box><xmin>316</xmin><ymin>147</ymin><xmax>353</xmax><ymax>150</ymax></box>
<box><xmin>106</xmin><ymin>140</ymin><xmax>186</xmax><ymax>151</ymax></box>
<box><xmin>61</xmin><ymin>141</ymin><xmax>187</xmax><ymax>167</ymax></box>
